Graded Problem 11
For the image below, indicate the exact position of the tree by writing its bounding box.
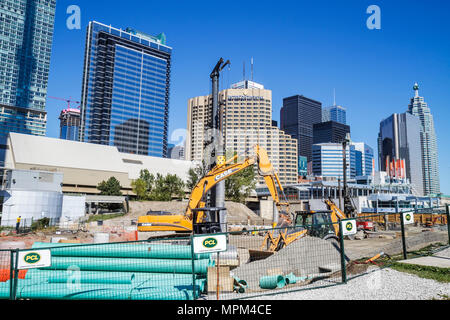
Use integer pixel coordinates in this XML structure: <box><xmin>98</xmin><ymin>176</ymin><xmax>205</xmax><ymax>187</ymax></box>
<box><xmin>131</xmin><ymin>178</ymin><xmax>147</xmax><ymax>201</ymax></box>
<box><xmin>225</xmin><ymin>167</ymin><xmax>256</xmax><ymax>203</ymax></box>
<box><xmin>187</xmin><ymin>160</ymin><xmax>210</xmax><ymax>191</ymax></box>
<box><xmin>97</xmin><ymin>177</ymin><xmax>123</xmax><ymax>196</ymax></box>
<box><xmin>97</xmin><ymin>177</ymin><xmax>123</xmax><ymax>210</ymax></box>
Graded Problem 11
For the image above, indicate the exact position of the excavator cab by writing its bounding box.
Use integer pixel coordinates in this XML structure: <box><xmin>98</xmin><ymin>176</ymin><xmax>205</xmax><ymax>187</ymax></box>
<box><xmin>295</xmin><ymin>211</ymin><xmax>337</xmax><ymax>240</ymax></box>
<box><xmin>191</xmin><ymin>207</ymin><xmax>225</xmax><ymax>234</ymax></box>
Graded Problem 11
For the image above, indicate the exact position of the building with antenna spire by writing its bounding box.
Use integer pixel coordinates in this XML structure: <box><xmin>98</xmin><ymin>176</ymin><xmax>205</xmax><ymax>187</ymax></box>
<box><xmin>407</xmin><ymin>83</ymin><xmax>440</xmax><ymax>196</ymax></box>
<box><xmin>186</xmin><ymin>80</ymin><xmax>298</xmax><ymax>186</ymax></box>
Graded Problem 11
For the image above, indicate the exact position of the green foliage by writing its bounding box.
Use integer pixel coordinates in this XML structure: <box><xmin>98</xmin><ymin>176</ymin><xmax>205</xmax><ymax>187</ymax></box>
<box><xmin>97</xmin><ymin>177</ymin><xmax>123</xmax><ymax>196</ymax></box>
<box><xmin>131</xmin><ymin>178</ymin><xmax>147</xmax><ymax>201</ymax></box>
<box><xmin>31</xmin><ymin>218</ymin><xmax>50</xmax><ymax>231</ymax></box>
<box><xmin>225</xmin><ymin>166</ymin><xmax>256</xmax><ymax>203</ymax></box>
<box><xmin>87</xmin><ymin>213</ymin><xmax>126</xmax><ymax>223</ymax></box>
<box><xmin>186</xmin><ymin>160</ymin><xmax>210</xmax><ymax>191</ymax></box>
<box><xmin>132</xmin><ymin>170</ymin><xmax>186</xmax><ymax>201</ymax></box>
<box><xmin>390</xmin><ymin>262</ymin><xmax>450</xmax><ymax>283</ymax></box>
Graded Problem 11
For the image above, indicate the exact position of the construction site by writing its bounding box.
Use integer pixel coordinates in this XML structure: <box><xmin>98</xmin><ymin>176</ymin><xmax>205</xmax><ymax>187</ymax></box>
<box><xmin>0</xmin><ymin>58</ymin><xmax>448</xmax><ymax>301</ymax></box>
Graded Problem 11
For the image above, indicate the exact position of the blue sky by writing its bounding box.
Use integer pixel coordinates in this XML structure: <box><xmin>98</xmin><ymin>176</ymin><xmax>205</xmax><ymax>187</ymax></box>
<box><xmin>45</xmin><ymin>0</ymin><xmax>449</xmax><ymax>193</ymax></box>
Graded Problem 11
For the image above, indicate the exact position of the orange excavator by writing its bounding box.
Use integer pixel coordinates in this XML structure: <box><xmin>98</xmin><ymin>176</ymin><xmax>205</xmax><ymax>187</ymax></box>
<box><xmin>137</xmin><ymin>145</ymin><xmax>292</xmax><ymax>234</ymax></box>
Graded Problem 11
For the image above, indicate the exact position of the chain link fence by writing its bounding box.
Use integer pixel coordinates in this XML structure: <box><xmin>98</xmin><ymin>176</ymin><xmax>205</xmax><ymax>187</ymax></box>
<box><xmin>0</xmin><ymin>205</ymin><xmax>448</xmax><ymax>300</ymax></box>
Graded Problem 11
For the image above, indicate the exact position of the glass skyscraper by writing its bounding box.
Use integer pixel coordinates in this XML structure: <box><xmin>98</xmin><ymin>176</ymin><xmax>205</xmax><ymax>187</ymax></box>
<box><xmin>312</xmin><ymin>143</ymin><xmax>356</xmax><ymax>179</ymax></box>
<box><xmin>322</xmin><ymin>105</ymin><xmax>347</xmax><ymax>125</ymax></box>
<box><xmin>0</xmin><ymin>0</ymin><xmax>56</xmax><ymax>161</ymax></box>
<box><xmin>281</xmin><ymin>95</ymin><xmax>322</xmax><ymax>163</ymax></box>
<box><xmin>407</xmin><ymin>83</ymin><xmax>440</xmax><ymax>196</ymax></box>
<box><xmin>352</xmin><ymin>142</ymin><xmax>374</xmax><ymax>177</ymax></box>
<box><xmin>80</xmin><ymin>21</ymin><xmax>171</xmax><ymax>157</ymax></box>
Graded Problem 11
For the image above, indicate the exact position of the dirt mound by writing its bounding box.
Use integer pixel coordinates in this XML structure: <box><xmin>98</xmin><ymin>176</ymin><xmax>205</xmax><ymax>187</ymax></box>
<box><xmin>232</xmin><ymin>236</ymin><xmax>342</xmax><ymax>290</ymax></box>
<box><xmin>128</xmin><ymin>201</ymin><xmax>266</xmax><ymax>224</ymax></box>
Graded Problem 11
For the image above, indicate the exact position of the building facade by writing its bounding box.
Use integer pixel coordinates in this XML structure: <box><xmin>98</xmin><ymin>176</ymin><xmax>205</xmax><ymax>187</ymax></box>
<box><xmin>79</xmin><ymin>21</ymin><xmax>171</xmax><ymax>157</ymax></box>
<box><xmin>59</xmin><ymin>108</ymin><xmax>81</xmax><ymax>141</ymax></box>
<box><xmin>312</xmin><ymin>143</ymin><xmax>356</xmax><ymax>179</ymax></box>
<box><xmin>0</xmin><ymin>0</ymin><xmax>56</xmax><ymax>162</ymax></box>
<box><xmin>322</xmin><ymin>105</ymin><xmax>347</xmax><ymax>125</ymax></box>
<box><xmin>352</xmin><ymin>142</ymin><xmax>374</xmax><ymax>177</ymax></box>
<box><xmin>186</xmin><ymin>82</ymin><xmax>298</xmax><ymax>186</ymax></box>
<box><xmin>313</xmin><ymin>121</ymin><xmax>350</xmax><ymax>144</ymax></box>
<box><xmin>407</xmin><ymin>83</ymin><xmax>440</xmax><ymax>196</ymax></box>
<box><xmin>378</xmin><ymin>112</ymin><xmax>424</xmax><ymax>196</ymax></box>
<box><xmin>281</xmin><ymin>95</ymin><xmax>322</xmax><ymax>163</ymax></box>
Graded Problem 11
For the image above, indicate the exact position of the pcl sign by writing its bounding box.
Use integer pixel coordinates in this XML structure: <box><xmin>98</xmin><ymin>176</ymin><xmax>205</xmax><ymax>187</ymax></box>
<box><xmin>402</xmin><ymin>212</ymin><xmax>415</xmax><ymax>225</ymax></box>
<box><xmin>341</xmin><ymin>219</ymin><xmax>357</xmax><ymax>236</ymax></box>
<box><xmin>17</xmin><ymin>250</ymin><xmax>51</xmax><ymax>270</ymax></box>
<box><xmin>193</xmin><ymin>234</ymin><xmax>227</xmax><ymax>254</ymax></box>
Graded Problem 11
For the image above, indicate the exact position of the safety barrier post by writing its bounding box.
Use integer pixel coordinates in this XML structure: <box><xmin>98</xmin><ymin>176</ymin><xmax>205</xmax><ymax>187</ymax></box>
<box><xmin>400</xmin><ymin>211</ymin><xmax>407</xmax><ymax>260</ymax></box>
<box><xmin>9</xmin><ymin>250</ymin><xmax>14</xmax><ymax>300</ymax></box>
<box><xmin>338</xmin><ymin>222</ymin><xmax>347</xmax><ymax>284</ymax></box>
<box><xmin>190</xmin><ymin>234</ymin><xmax>196</xmax><ymax>301</ymax></box>
<box><xmin>446</xmin><ymin>205</ymin><xmax>450</xmax><ymax>245</ymax></box>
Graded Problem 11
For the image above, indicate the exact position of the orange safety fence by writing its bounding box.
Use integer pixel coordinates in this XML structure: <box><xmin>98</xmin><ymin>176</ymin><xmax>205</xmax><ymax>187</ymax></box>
<box><xmin>0</xmin><ymin>269</ymin><xmax>27</xmax><ymax>282</ymax></box>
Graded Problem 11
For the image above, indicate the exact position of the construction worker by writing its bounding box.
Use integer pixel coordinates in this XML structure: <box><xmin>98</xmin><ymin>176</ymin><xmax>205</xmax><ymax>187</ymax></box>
<box><xmin>16</xmin><ymin>216</ymin><xmax>21</xmax><ymax>234</ymax></box>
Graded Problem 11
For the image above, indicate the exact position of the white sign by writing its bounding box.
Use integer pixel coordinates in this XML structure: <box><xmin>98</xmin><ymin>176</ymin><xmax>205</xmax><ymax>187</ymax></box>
<box><xmin>193</xmin><ymin>234</ymin><xmax>227</xmax><ymax>254</ymax></box>
<box><xmin>17</xmin><ymin>250</ymin><xmax>51</xmax><ymax>270</ymax></box>
<box><xmin>403</xmin><ymin>212</ymin><xmax>415</xmax><ymax>225</ymax></box>
<box><xmin>341</xmin><ymin>220</ymin><xmax>357</xmax><ymax>236</ymax></box>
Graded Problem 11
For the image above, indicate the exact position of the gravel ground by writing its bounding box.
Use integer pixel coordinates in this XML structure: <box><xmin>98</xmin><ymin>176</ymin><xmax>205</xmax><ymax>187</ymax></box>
<box><xmin>244</xmin><ymin>267</ymin><xmax>450</xmax><ymax>300</ymax></box>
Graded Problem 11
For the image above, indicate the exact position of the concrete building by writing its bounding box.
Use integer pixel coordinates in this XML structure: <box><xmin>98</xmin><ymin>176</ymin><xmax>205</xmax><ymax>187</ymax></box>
<box><xmin>281</xmin><ymin>95</ymin><xmax>322</xmax><ymax>163</ymax></box>
<box><xmin>59</xmin><ymin>108</ymin><xmax>81</xmax><ymax>141</ymax></box>
<box><xmin>79</xmin><ymin>21</ymin><xmax>172</xmax><ymax>157</ymax></box>
<box><xmin>322</xmin><ymin>105</ymin><xmax>347</xmax><ymax>125</ymax></box>
<box><xmin>0</xmin><ymin>0</ymin><xmax>57</xmax><ymax>163</ymax></box>
<box><xmin>168</xmin><ymin>144</ymin><xmax>185</xmax><ymax>160</ymax></box>
<box><xmin>186</xmin><ymin>81</ymin><xmax>298</xmax><ymax>186</ymax></box>
<box><xmin>312</xmin><ymin>143</ymin><xmax>356</xmax><ymax>180</ymax></box>
<box><xmin>378</xmin><ymin>112</ymin><xmax>424</xmax><ymax>196</ymax></box>
<box><xmin>313</xmin><ymin>121</ymin><xmax>350</xmax><ymax>144</ymax></box>
<box><xmin>3</xmin><ymin>132</ymin><xmax>193</xmax><ymax>195</ymax></box>
<box><xmin>407</xmin><ymin>83</ymin><xmax>440</xmax><ymax>196</ymax></box>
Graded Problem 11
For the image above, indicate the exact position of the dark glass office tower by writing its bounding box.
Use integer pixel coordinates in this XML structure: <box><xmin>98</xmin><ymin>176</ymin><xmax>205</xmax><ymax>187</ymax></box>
<box><xmin>0</xmin><ymin>0</ymin><xmax>56</xmax><ymax>161</ymax></box>
<box><xmin>80</xmin><ymin>21</ymin><xmax>171</xmax><ymax>157</ymax></box>
<box><xmin>280</xmin><ymin>95</ymin><xmax>322</xmax><ymax>162</ymax></box>
<box><xmin>313</xmin><ymin>121</ymin><xmax>350</xmax><ymax>144</ymax></box>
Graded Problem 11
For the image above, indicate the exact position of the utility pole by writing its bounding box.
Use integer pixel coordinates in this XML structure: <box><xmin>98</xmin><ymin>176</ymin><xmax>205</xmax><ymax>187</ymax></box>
<box><xmin>209</xmin><ymin>58</ymin><xmax>230</xmax><ymax>232</ymax></box>
<box><xmin>342</xmin><ymin>133</ymin><xmax>356</xmax><ymax>218</ymax></box>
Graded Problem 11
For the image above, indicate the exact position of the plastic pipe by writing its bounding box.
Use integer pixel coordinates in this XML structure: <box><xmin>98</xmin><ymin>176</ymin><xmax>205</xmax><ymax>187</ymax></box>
<box><xmin>45</xmin><ymin>256</ymin><xmax>213</xmax><ymax>274</ymax></box>
<box><xmin>259</xmin><ymin>275</ymin><xmax>286</xmax><ymax>289</ymax></box>
<box><xmin>32</xmin><ymin>242</ymin><xmax>210</xmax><ymax>260</ymax></box>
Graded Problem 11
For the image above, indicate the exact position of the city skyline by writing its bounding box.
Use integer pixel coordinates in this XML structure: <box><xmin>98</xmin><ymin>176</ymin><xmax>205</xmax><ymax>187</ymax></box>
<box><xmin>42</xmin><ymin>1</ymin><xmax>449</xmax><ymax>193</ymax></box>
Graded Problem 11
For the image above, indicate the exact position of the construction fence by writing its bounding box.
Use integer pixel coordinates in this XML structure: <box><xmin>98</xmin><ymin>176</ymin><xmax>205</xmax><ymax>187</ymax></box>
<box><xmin>0</xmin><ymin>205</ymin><xmax>448</xmax><ymax>300</ymax></box>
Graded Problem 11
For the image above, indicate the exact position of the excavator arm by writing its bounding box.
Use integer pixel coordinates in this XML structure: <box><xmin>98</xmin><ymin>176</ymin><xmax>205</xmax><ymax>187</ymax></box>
<box><xmin>186</xmin><ymin>145</ymin><xmax>290</xmax><ymax>224</ymax></box>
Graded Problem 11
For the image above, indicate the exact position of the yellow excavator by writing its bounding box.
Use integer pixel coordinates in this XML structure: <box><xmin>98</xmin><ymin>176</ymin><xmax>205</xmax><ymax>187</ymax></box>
<box><xmin>137</xmin><ymin>145</ymin><xmax>292</xmax><ymax>234</ymax></box>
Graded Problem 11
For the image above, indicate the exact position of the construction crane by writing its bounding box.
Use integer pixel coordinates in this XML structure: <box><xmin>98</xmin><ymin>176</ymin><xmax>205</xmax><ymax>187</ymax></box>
<box><xmin>137</xmin><ymin>145</ymin><xmax>292</xmax><ymax>234</ymax></box>
<box><xmin>47</xmin><ymin>96</ymin><xmax>81</xmax><ymax>109</ymax></box>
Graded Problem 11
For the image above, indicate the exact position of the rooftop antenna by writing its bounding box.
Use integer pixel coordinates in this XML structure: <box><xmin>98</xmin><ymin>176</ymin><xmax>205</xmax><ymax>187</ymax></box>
<box><xmin>333</xmin><ymin>88</ymin><xmax>336</xmax><ymax>106</ymax></box>
<box><xmin>251</xmin><ymin>57</ymin><xmax>254</xmax><ymax>81</ymax></box>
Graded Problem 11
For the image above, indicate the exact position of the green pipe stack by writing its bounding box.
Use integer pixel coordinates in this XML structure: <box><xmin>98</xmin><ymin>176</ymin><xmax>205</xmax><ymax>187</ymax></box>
<box><xmin>7</xmin><ymin>241</ymin><xmax>214</xmax><ymax>300</ymax></box>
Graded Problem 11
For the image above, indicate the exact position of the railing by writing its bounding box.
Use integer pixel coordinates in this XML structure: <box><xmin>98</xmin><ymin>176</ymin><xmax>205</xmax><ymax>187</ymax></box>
<box><xmin>0</xmin><ymin>205</ymin><xmax>447</xmax><ymax>300</ymax></box>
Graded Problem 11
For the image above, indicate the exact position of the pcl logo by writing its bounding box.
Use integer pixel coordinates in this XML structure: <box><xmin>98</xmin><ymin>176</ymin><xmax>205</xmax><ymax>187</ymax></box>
<box><xmin>24</xmin><ymin>252</ymin><xmax>41</xmax><ymax>264</ymax></box>
<box><xmin>202</xmin><ymin>238</ymin><xmax>218</xmax><ymax>249</ymax></box>
<box><xmin>346</xmin><ymin>222</ymin><xmax>354</xmax><ymax>232</ymax></box>
<box><xmin>405</xmin><ymin>214</ymin><xmax>412</xmax><ymax>222</ymax></box>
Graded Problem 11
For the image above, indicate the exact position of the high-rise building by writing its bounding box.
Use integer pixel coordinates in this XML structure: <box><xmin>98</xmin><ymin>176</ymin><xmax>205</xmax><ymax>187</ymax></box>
<box><xmin>281</xmin><ymin>95</ymin><xmax>322</xmax><ymax>162</ymax></box>
<box><xmin>168</xmin><ymin>144</ymin><xmax>185</xmax><ymax>160</ymax></box>
<box><xmin>312</xmin><ymin>143</ymin><xmax>356</xmax><ymax>179</ymax></box>
<box><xmin>378</xmin><ymin>112</ymin><xmax>424</xmax><ymax>195</ymax></box>
<box><xmin>186</xmin><ymin>81</ymin><xmax>298</xmax><ymax>186</ymax></box>
<box><xmin>352</xmin><ymin>142</ymin><xmax>374</xmax><ymax>177</ymax></box>
<box><xmin>407</xmin><ymin>83</ymin><xmax>440</xmax><ymax>196</ymax></box>
<box><xmin>0</xmin><ymin>0</ymin><xmax>57</xmax><ymax>162</ymax></box>
<box><xmin>79</xmin><ymin>21</ymin><xmax>171</xmax><ymax>158</ymax></box>
<box><xmin>59</xmin><ymin>108</ymin><xmax>81</xmax><ymax>141</ymax></box>
<box><xmin>322</xmin><ymin>105</ymin><xmax>347</xmax><ymax>125</ymax></box>
<box><xmin>313</xmin><ymin>121</ymin><xmax>350</xmax><ymax>144</ymax></box>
